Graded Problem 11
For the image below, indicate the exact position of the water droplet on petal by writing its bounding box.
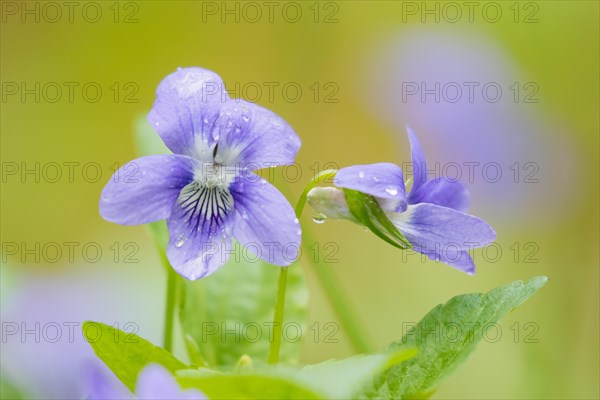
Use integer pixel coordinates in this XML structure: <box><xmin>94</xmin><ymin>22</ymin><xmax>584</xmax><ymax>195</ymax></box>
<box><xmin>372</xmin><ymin>176</ymin><xmax>379</xmax><ymax>182</ymax></box>
<box><xmin>175</xmin><ymin>238</ymin><xmax>185</xmax><ymax>248</ymax></box>
<box><xmin>296</xmin><ymin>229</ymin><xmax>302</xmax><ymax>235</ymax></box>
<box><xmin>358</xmin><ymin>171</ymin><xmax>365</xmax><ymax>179</ymax></box>
<box><xmin>385</xmin><ymin>186</ymin><xmax>398</xmax><ymax>196</ymax></box>
<box><xmin>312</xmin><ymin>212</ymin><xmax>327</xmax><ymax>224</ymax></box>
<box><xmin>294</xmin><ymin>218</ymin><xmax>299</xmax><ymax>224</ymax></box>
<box><xmin>242</xmin><ymin>116</ymin><xmax>250</xmax><ymax>123</ymax></box>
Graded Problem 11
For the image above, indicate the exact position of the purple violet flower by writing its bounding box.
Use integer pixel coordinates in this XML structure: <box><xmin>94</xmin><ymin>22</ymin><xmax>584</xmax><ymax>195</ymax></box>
<box><xmin>307</xmin><ymin>129</ymin><xmax>496</xmax><ymax>274</ymax></box>
<box><xmin>100</xmin><ymin>67</ymin><xmax>302</xmax><ymax>280</ymax></box>
<box><xmin>88</xmin><ymin>364</ymin><xmax>206</xmax><ymax>400</ymax></box>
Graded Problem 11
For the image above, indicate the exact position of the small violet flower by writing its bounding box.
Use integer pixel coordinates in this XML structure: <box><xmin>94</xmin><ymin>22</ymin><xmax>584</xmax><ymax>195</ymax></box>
<box><xmin>100</xmin><ymin>67</ymin><xmax>302</xmax><ymax>280</ymax></box>
<box><xmin>307</xmin><ymin>129</ymin><xmax>496</xmax><ymax>274</ymax></box>
<box><xmin>88</xmin><ymin>364</ymin><xmax>205</xmax><ymax>400</ymax></box>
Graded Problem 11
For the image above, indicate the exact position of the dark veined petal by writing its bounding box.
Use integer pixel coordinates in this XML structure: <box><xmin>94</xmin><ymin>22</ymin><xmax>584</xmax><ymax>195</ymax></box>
<box><xmin>388</xmin><ymin>203</ymin><xmax>496</xmax><ymax>274</ymax></box>
<box><xmin>99</xmin><ymin>155</ymin><xmax>198</xmax><ymax>225</ymax></box>
<box><xmin>147</xmin><ymin>67</ymin><xmax>227</xmax><ymax>160</ymax></box>
<box><xmin>408</xmin><ymin>177</ymin><xmax>470</xmax><ymax>212</ymax></box>
<box><xmin>213</xmin><ymin>99</ymin><xmax>301</xmax><ymax>169</ymax></box>
<box><xmin>229</xmin><ymin>175</ymin><xmax>301</xmax><ymax>266</ymax></box>
<box><xmin>135</xmin><ymin>365</ymin><xmax>206</xmax><ymax>400</ymax></box>
<box><xmin>166</xmin><ymin>181</ymin><xmax>235</xmax><ymax>280</ymax></box>
<box><xmin>407</xmin><ymin>126</ymin><xmax>428</xmax><ymax>193</ymax></box>
<box><xmin>335</xmin><ymin>163</ymin><xmax>407</xmax><ymax>212</ymax></box>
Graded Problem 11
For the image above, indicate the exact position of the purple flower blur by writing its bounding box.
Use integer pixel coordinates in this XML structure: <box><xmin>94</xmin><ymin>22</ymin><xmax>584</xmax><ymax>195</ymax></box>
<box><xmin>100</xmin><ymin>67</ymin><xmax>302</xmax><ymax>280</ymax></box>
<box><xmin>88</xmin><ymin>364</ymin><xmax>205</xmax><ymax>400</ymax></box>
<box><xmin>308</xmin><ymin>129</ymin><xmax>496</xmax><ymax>274</ymax></box>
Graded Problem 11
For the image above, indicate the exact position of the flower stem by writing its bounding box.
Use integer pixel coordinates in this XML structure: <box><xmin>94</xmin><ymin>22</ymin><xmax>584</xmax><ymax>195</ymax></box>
<box><xmin>162</xmin><ymin>254</ymin><xmax>178</xmax><ymax>353</ymax></box>
<box><xmin>267</xmin><ymin>266</ymin><xmax>289</xmax><ymax>364</ymax></box>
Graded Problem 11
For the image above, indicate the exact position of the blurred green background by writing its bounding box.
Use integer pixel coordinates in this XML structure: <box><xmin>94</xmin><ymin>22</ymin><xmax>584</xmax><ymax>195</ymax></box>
<box><xmin>1</xmin><ymin>1</ymin><xmax>598</xmax><ymax>398</ymax></box>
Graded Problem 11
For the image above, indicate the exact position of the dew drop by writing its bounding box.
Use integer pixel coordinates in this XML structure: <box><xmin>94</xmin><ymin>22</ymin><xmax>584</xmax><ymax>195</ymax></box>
<box><xmin>242</xmin><ymin>116</ymin><xmax>250</xmax><ymax>123</ymax></box>
<box><xmin>372</xmin><ymin>176</ymin><xmax>379</xmax><ymax>182</ymax></box>
<box><xmin>293</xmin><ymin>218</ymin><xmax>299</xmax><ymax>224</ymax></box>
<box><xmin>385</xmin><ymin>186</ymin><xmax>398</xmax><ymax>196</ymax></box>
<box><xmin>175</xmin><ymin>237</ymin><xmax>185</xmax><ymax>248</ymax></box>
<box><xmin>312</xmin><ymin>212</ymin><xmax>327</xmax><ymax>224</ymax></box>
<box><xmin>358</xmin><ymin>171</ymin><xmax>365</xmax><ymax>179</ymax></box>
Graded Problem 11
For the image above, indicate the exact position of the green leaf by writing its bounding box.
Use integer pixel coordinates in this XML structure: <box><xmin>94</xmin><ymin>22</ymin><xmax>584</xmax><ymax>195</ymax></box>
<box><xmin>344</xmin><ymin>189</ymin><xmax>412</xmax><ymax>250</ymax></box>
<box><xmin>180</xmin><ymin>257</ymin><xmax>308</xmax><ymax>368</ymax></box>
<box><xmin>291</xmin><ymin>349</ymin><xmax>417</xmax><ymax>399</ymax></box>
<box><xmin>362</xmin><ymin>276</ymin><xmax>548</xmax><ymax>399</ymax></box>
<box><xmin>1</xmin><ymin>374</ymin><xmax>28</xmax><ymax>400</ymax></box>
<box><xmin>82</xmin><ymin>321</ymin><xmax>188</xmax><ymax>391</ymax></box>
<box><xmin>176</xmin><ymin>349</ymin><xmax>415</xmax><ymax>400</ymax></box>
<box><xmin>177</xmin><ymin>373</ymin><xmax>323</xmax><ymax>400</ymax></box>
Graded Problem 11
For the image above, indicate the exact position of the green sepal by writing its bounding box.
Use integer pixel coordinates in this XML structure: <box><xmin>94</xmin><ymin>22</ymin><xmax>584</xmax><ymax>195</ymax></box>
<box><xmin>343</xmin><ymin>189</ymin><xmax>412</xmax><ymax>250</ymax></box>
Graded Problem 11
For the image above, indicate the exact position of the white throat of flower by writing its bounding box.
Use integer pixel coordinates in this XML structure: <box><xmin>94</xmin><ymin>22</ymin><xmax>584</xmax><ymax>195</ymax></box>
<box><xmin>175</xmin><ymin>161</ymin><xmax>239</xmax><ymax>233</ymax></box>
<box><xmin>193</xmin><ymin>163</ymin><xmax>238</xmax><ymax>189</ymax></box>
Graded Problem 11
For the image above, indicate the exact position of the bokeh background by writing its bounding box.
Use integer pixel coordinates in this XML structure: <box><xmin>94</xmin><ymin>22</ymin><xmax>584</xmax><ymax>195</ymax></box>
<box><xmin>1</xmin><ymin>1</ymin><xmax>598</xmax><ymax>398</ymax></box>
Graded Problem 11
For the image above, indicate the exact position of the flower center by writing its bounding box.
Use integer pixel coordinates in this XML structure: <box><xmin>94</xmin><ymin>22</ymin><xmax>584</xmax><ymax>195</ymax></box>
<box><xmin>175</xmin><ymin>163</ymin><xmax>237</xmax><ymax>232</ymax></box>
<box><xmin>194</xmin><ymin>163</ymin><xmax>237</xmax><ymax>189</ymax></box>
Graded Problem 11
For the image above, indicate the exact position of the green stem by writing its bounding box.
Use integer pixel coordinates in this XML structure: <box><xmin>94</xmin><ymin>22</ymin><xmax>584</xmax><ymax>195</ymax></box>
<box><xmin>267</xmin><ymin>266</ymin><xmax>289</xmax><ymax>364</ymax></box>
<box><xmin>163</xmin><ymin>254</ymin><xmax>178</xmax><ymax>353</ymax></box>
<box><xmin>295</xmin><ymin>169</ymin><xmax>338</xmax><ymax>217</ymax></box>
